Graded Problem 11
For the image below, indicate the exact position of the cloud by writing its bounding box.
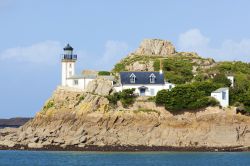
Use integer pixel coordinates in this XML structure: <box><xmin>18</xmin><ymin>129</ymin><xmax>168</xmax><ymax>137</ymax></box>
<box><xmin>0</xmin><ymin>41</ymin><xmax>62</xmax><ymax>65</ymax></box>
<box><xmin>98</xmin><ymin>40</ymin><xmax>129</xmax><ymax>69</ymax></box>
<box><xmin>178</xmin><ymin>29</ymin><xmax>250</xmax><ymax>62</ymax></box>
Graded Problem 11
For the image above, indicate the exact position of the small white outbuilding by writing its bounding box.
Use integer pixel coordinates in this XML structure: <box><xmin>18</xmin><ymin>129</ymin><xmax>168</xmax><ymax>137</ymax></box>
<box><xmin>211</xmin><ymin>87</ymin><xmax>229</xmax><ymax>107</ymax></box>
<box><xmin>227</xmin><ymin>76</ymin><xmax>234</xmax><ymax>87</ymax></box>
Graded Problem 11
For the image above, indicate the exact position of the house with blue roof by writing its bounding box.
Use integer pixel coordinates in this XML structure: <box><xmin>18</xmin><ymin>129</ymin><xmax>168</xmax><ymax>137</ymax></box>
<box><xmin>114</xmin><ymin>71</ymin><xmax>175</xmax><ymax>96</ymax></box>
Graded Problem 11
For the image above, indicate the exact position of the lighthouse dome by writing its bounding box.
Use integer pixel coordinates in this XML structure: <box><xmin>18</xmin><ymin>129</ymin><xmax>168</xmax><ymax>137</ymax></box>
<box><xmin>63</xmin><ymin>44</ymin><xmax>73</xmax><ymax>51</ymax></box>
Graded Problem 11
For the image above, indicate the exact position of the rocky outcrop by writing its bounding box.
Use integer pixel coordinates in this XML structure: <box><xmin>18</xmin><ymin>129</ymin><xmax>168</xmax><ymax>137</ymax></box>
<box><xmin>1</xmin><ymin>85</ymin><xmax>250</xmax><ymax>150</ymax></box>
<box><xmin>1</xmin><ymin>104</ymin><xmax>250</xmax><ymax>149</ymax></box>
<box><xmin>133</xmin><ymin>39</ymin><xmax>176</xmax><ymax>56</ymax></box>
<box><xmin>84</xmin><ymin>78</ymin><xmax>113</xmax><ymax>96</ymax></box>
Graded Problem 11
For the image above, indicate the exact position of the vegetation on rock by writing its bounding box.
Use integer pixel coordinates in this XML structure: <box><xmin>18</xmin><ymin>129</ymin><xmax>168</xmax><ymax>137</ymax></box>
<box><xmin>133</xmin><ymin>108</ymin><xmax>159</xmax><ymax>115</ymax></box>
<box><xmin>156</xmin><ymin>82</ymin><xmax>219</xmax><ymax>111</ymax></box>
<box><xmin>107</xmin><ymin>88</ymin><xmax>136</xmax><ymax>108</ymax></box>
<box><xmin>42</xmin><ymin>100</ymin><xmax>54</xmax><ymax>113</ymax></box>
<box><xmin>98</xmin><ymin>71</ymin><xmax>111</xmax><ymax>76</ymax></box>
<box><xmin>113</xmin><ymin>48</ymin><xmax>250</xmax><ymax>112</ymax></box>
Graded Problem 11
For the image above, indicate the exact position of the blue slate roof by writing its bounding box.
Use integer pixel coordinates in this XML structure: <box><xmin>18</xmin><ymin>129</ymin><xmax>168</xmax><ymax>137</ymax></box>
<box><xmin>120</xmin><ymin>72</ymin><xmax>165</xmax><ymax>85</ymax></box>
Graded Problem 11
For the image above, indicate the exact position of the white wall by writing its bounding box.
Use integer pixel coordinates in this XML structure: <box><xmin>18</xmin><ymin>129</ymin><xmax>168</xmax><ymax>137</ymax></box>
<box><xmin>61</xmin><ymin>61</ymin><xmax>75</xmax><ymax>86</ymax></box>
<box><xmin>227</xmin><ymin>76</ymin><xmax>234</xmax><ymax>87</ymax></box>
<box><xmin>211</xmin><ymin>89</ymin><xmax>229</xmax><ymax>107</ymax></box>
<box><xmin>66</xmin><ymin>78</ymin><xmax>94</xmax><ymax>90</ymax></box>
<box><xmin>164</xmin><ymin>82</ymin><xmax>176</xmax><ymax>90</ymax></box>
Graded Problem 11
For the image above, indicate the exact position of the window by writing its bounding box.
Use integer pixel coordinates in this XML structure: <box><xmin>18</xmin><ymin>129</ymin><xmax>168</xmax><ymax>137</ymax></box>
<box><xmin>130</xmin><ymin>73</ymin><xmax>136</xmax><ymax>83</ymax></box>
<box><xmin>130</xmin><ymin>77</ymin><xmax>135</xmax><ymax>83</ymax></box>
<box><xmin>69</xmin><ymin>64</ymin><xmax>72</xmax><ymax>68</ymax></box>
<box><xmin>222</xmin><ymin>91</ymin><xmax>226</xmax><ymax>100</ymax></box>
<box><xmin>149</xmin><ymin>73</ymin><xmax>156</xmax><ymax>83</ymax></box>
<box><xmin>169</xmin><ymin>85</ymin><xmax>172</xmax><ymax>89</ymax></box>
<box><xmin>74</xmin><ymin>80</ymin><xmax>78</xmax><ymax>85</ymax></box>
<box><xmin>69</xmin><ymin>71</ymin><xmax>72</xmax><ymax>76</ymax></box>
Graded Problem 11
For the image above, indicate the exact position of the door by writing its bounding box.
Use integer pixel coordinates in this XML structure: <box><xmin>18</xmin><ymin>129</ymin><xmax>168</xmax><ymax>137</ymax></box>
<box><xmin>140</xmin><ymin>89</ymin><xmax>146</xmax><ymax>96</ymax></box>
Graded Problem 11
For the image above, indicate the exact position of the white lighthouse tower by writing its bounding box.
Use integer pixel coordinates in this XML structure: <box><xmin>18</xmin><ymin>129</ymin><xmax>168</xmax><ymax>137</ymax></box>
<box><xmin>61</xmin><ymin>44</ymin><xmax>77</xmax><ymax>86</ymax></box>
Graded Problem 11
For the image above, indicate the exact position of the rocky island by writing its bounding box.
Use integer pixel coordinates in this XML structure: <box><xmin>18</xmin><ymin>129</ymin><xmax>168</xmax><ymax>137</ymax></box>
<box><xmin>1</xmin><ymin>39</ymin><xmax>250</xmax><ymax>152</ymax></box>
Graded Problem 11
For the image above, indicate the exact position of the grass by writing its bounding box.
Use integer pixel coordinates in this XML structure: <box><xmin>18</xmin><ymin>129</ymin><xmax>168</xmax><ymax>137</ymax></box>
<box><xmin>74</xmin><ymin>95</ymin><xmax>85</xmax><ymax>107</ymax></box>
<box><xmin>133</xmin><ymin>108</ymin><xmax>159</xmax><ymax>115</ymax></box>
<box><xmin>41</xmin><ymin>100</ymin><xmax>54</xmax><ymax>114</ymax></box>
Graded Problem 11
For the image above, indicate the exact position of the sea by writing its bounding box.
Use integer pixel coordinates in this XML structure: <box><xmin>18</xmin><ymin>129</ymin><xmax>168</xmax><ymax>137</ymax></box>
<box><xmin>0</xmin><ymin>151</ymin><xmax>250</xmax><ymax>166</ymax></box>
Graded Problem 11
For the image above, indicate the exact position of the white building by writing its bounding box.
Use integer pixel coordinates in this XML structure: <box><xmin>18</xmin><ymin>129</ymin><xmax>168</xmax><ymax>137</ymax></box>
<box><xmin>227</xmin><ymin>76</ymin><xmax>234</xmax><ymax>87</ymax></box>
<box><xmin>211</xmin><ymin>87</ymin><xmax>229</xmax><ymax>107</ymax></box>
<box><xmin>61</xmin><ymin>44</ymin><xmax>97</xmax><ymax>90</ymax></box>
<box><xmin>114</xmin><ymin>72</ymin><xmax>175</xmax><ymax>96</ymax></box>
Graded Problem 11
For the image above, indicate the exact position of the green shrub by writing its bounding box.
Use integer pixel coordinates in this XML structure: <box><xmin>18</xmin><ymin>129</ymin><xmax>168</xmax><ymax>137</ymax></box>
<box><xmin>212</xmin><ymin>73</ymin><xmax>231</xmax><ymax>87</ymax></box>
<box><xmin>113</xmin><ymin>63</ymin><xmax>125</xmax><ymax>73</ymax></box>
<box><xmin>192</xmin><ymin>81</ymin><xmax>220</xmax><ymax>96</ymax></box>
<box><xmin>107</xmin><ymin>88</ymin><xmax>136</xmax><ymax>108</ymax></box>
<box><xmin>42</xmin><ymin>100</ymin><xmax>54</xmax><ymax>112</ymax></box>
<box><xmin>147</xmin><ymin>96</ymin><xmax>156</xmax><ymax>102</ymax></box>
<box><xmin>153</xmin><ymin>58</ymin><xmax>193</xmax><ymax>84</ymax></box>
<box><xmin>119</xmin><ymin>89</ymin><xmax>136</xmax><ymax>108</ymax></box>
<box><xmin>156</xmin><ymin>83</ymin><xmax>219</xmax><ymax>111</ymax></box>
<box><xmin>155</xmin><ymin>89</ymin><xmax>168</xmax><ymax>105</ymax></box>
<box><xmin>194</xmin><ymin>74</ymin><xmax>208</xmax><ymax>82</ymax></box>
<box><xmin>98</xmin><ymin>71</ymin><xmax>111</xmax><ymax>76</ymax></box>
<box><xmin>107</xmin><ymin>92</ymin><xmax>120</xmax><ymax>105</ymax></box>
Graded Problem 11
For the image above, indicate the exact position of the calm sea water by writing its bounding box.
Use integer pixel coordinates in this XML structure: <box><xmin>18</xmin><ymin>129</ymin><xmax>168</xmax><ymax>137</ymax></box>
<box><xmin>0</xmin><ymin>151</ymin><xmax>250</xmax><ymax>166</ymax></box>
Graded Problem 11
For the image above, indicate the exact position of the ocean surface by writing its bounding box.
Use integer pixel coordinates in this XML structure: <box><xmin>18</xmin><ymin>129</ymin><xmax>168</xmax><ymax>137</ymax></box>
<box><xmin>0</xmin><ymin>151</ymin><xmax>250</xmax><ymax>166</ymax></box>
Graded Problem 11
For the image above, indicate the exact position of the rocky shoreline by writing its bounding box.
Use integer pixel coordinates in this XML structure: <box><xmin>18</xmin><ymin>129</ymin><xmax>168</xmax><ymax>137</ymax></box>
<box><xmin>0</xmin><ymin>145</ymin><xmax>248</xmax><ymax>152</ymax></box>
<box><xmin>1</xmin><ymin>87</ymin><xmax>250</xmax><ymax>152</ymax></box>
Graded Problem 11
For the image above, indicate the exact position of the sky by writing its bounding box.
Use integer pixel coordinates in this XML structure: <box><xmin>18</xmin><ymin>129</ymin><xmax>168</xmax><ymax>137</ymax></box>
<box><xmin>1</xmin><ymin>0</ymin><xmax>250</xmax><ymax>118</ymax></box>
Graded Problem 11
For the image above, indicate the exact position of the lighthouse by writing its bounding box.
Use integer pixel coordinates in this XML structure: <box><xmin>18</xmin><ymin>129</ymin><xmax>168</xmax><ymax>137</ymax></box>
<box><xmin>61</xmin><ymin>44</ymin><xmax>77</xmax><ymax>86</ymax></box>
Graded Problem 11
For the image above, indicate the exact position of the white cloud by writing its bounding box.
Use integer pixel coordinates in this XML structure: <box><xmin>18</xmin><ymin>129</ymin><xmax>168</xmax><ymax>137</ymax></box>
<box><xmin>0</xmin><ymin>41</ymin><xmax>62</xmax><ymax>65</ymax></box>
<box><xmin>178</xmin><ymin>29</ymin><xmax>250</xmax><ymax>62</ymax></box>
<box><xmin>98</xmin><ymin>40</ymin><xmax>129</xmax><ymax>69</ymax></box>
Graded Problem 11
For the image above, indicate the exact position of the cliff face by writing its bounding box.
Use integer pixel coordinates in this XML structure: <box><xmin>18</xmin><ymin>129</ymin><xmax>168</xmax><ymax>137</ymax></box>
<box><xmin>1</xmin><ymin>84</ymin><xmax>250</xmax><ymax>149</ymax></box>
<box><xmin>133</xmin><ymin>39</ymin><xmax>176</xmax><ymax>56</ymax></box>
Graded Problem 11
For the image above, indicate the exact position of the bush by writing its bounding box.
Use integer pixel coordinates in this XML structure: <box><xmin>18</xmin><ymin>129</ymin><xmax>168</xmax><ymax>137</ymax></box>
<box><xmin>147</xmin><ymin>96</ymin><xmax>156</xmax><ymax>102</ymax></box>
<box><xmin>107</xmin><ymin>89</ymin><xmax>136</xmax><ymax>108</ymax></box>
<box><xmin>155</xmin><ymin>89</ymin><xmax>168</xmax><ymax>105</ymax></box>
<box><xmin>192</xmin><ymin>81</ymin><xmax>220</xmax><ymax>96</ymax></box>
<box><xmin>156</xmin><ymin>83</ymin><xmax>219</xmax><ymax>111</ymax></box>
<box><xmin>154</xmin><ymin>58</ymin><xmax>193</xmax><ymax>84</ymax></box>
<box><xmin>212</xmin><ymin>73</ymin><xmax>231</xmax><ymax>87</ymax></box>
<box><xmin>42</xmin><ymin>100</ymin><xmax>54</xmax><ymax>112</ymax></box>
<box><xmin>119</xmin><ymin>89</ymin><xmax>136</xmax><ymax>108</ymax></box>
<box><xmin>194</xmin><ymin>74</ymin><xmax>208</xmax><ymax>82</ymax></box>
<box><xmin>45</xmin><ymin>100</ymin><xmax>54</xmax><ymax>109</ymax></box>
<box><xmin>113</xmin><ymin>63</ymin><xmax>125</xmax><ymax>73</ymax></box>
<box><xmin>98</xmin><ymin>71</ymin><xmax>111</xmax><ymax>76</ymax></box>
<box><xmin>107</xmin><ymin>92</ymin><xmax>120</xmax><ymax>105</ymax></box>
